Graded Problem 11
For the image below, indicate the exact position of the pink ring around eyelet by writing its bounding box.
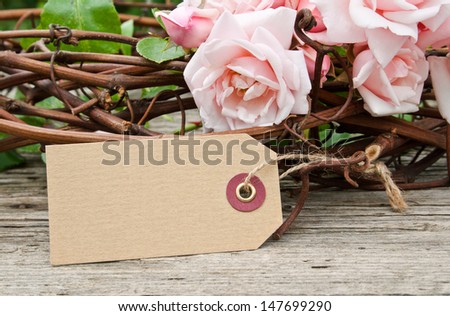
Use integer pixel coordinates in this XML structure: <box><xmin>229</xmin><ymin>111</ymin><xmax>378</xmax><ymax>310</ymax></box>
<box><xmin>226</xmin><ymin>173</ymin><xmax>266</xmax><ymax>212</ymax></box>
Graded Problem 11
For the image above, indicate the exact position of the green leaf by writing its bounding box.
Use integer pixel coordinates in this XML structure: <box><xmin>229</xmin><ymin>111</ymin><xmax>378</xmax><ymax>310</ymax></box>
<box><xmin>20</xmin><ymin>36</ymin><xmax>36</xmax><ymax>52</ymax></box>
<box><xmin>334</xmin><ymin>46</ymin><xmax>347</xmax><ymax>57</ymax></box>
<box><xmin>0</xmin><ymin>151</ymin><xmax>26</xmax><ymax>172</ymax></box>
<box><xmin>137</xmin><ymin>37</ymin><xmax>185</xmax><ymax>64</ymax></box>
<box><xmin>162</xmin><ymin>114</ymin><xmax>175</xmax><ymax>122</ymax></box>
<box><xmin>151</xmin><ymin>8</ymin><xmax>166</xmax><ymax>31</ymax></box>
<box><xmin>394</xmin><ymin>113</ymin><xmax>414</xmax><ymax>122</ymax></box>
<box><xmin>120</xmin><ymin>19</ymin><xmax>134</xmax><ymax>56</ymax></box>
<box><xmin>12</xmin><ymin>115</ymin><xmax>46</xmax><ymax>154</ymax></box>
<box><xmin>35</xmin><ymin>96</ymin><xmax>65</xmax><ymax>110</ymax></box>
<box><xmin>141</xmin><ymin>85</ymin><xmax>178</xmax><ymax>98</ymax></box>
<box><xmin>17</xmin><ymin>115</ymin><xmax>46</xmax><ymax>127</ymax></box>
<box><xmin>18</xmin><ymin>144</ymin><xmax>41</xmax><ymax>154</ymax></box>
<box><xmin>174</xmin><ymin>122</ymin><xmax>202</xmax><ymax>135</ymax></box>
<box><xmin>33</xmin><ymin>0</ymin><xmax>122</xmax><ymax>53</ymax></box>
<box><xmin>318</xmin><ymin>125</ymin><xmax>361</xmax><ymax>149</ymax></box>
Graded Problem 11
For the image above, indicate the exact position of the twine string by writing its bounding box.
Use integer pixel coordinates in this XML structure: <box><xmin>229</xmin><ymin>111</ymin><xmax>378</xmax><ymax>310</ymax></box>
<box><xmin>243</xmin><ymin>153</ymin><xmax>325</xmax><ymax>191</ymax></box>
<box><xmin>243</xmin><ymin>152</ymin><xmax>407</xmax><ymax>212</ymax></box>
<box><xmin>369</xmin><ymin>162</ymin><xmax>408</xmax><ymax>212</ymax></box>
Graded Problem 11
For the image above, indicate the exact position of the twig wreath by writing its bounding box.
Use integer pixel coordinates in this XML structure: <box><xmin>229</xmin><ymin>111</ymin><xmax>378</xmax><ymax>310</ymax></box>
<box><xmin>0</xmin><ymin>0</ymin><xmax>449</xmax><ymax>238</ymax></box>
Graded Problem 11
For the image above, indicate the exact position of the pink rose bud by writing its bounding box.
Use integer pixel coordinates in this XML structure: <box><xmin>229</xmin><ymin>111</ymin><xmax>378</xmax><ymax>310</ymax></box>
<box><xmin>156</xmin><ymin>6</ymin><xmax>219</xmax><ymax>49</ymax></box>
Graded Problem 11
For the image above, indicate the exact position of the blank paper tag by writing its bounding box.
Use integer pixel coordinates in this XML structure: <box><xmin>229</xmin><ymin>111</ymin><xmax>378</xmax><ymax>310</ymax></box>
<box><xmin>46</xmin><ymin>134</ymin><xmax>282</xmax><ymax>265</ymax></box>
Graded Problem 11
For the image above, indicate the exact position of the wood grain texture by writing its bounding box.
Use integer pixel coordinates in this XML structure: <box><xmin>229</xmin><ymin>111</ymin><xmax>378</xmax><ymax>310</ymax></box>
<box><xmin>1</xmin><ymin>154</ymin><xmax>449</xmax><ymax>295</ymax></box>
<box><xmin>1</xmin><ymin>112</ymin><xmax>449</xmax><ymax>295</ymax></box>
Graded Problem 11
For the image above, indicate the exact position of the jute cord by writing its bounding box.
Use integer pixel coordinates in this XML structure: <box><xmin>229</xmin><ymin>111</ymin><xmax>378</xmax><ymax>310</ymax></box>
<box><xmin>243</xmin><ymin>152</ymin><xmax>408</xmax><ymax>212</ymax></box>
<box><xmin>366</xmin><ymin>162</ymin><xmax>408</xmax><ymax>212</ymax></box>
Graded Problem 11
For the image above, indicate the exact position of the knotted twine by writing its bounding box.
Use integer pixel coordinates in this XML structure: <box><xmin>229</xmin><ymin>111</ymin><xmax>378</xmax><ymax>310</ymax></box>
<box><xmin>243</xmin><ymin>148</ymin><xmax>408</xmax><ymax>212</ymax></box>
<box><xmin>364</xmin><ymin>144</ymin><xmax>408</xmax><ymax>212</ymax></box>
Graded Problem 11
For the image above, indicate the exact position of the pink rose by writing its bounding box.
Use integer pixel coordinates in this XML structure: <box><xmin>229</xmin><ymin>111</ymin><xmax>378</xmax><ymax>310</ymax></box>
<box><xmin>184</xmin><ymin>8</ymin><xmax>312</xmax><ymax>131</ymax></box>
<box><xmin>156</xmin><ymin>6</ymin><xmax>219</xmax><ymax>48</ymax></box>
<box><xmin>429</xmin><ymin>54</ymin><xmax>450</xmax><ymax>123</ymax></box>
<box><xmin>352</xmin><ymin>40</ymin><xmax>429</xmax><ymax>117</ymax></box>
<box><xmin>311</xmin><ymin>0</ymin><xmax>450</xmax><ymax>65</ymax></box>
<box><xmin>159</xmin><ymin>0</ymin><xmax>281</xmax><ymax>48</ymax></box>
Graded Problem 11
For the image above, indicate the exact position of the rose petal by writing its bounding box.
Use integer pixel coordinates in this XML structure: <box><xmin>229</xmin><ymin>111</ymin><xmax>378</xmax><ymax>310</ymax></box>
<box><xmin>366</xmin><ymin>28</ymin><xmax>408</xmax><ymax>67</ymax></box>
<box><xmin>234</xmin><ymin>7</ymin><xmax>297</xmax><ymax>49</ymax></box>
<box><xmin>207</xmin><ymin>11</ymin><xmax>249</xmax><ymax>41</ymax></box>
<box><xmin>359</xmin><ymin>86</ymin><xmax>419</xmax><ymax>116</ymax></box>
<box><xmin>312</xmin><ymin>0</ymin><xmax>367</xmax><ymax>43</ymax></box>
<box><xmin>227</xmin><ymin>56</ymin><xmax>280</xmax><ymax>89</ymax></box>
<box><xmin>429</xmin><ymin>55</ymin><xmax>450</xmax><ymax>123</ymax></box>
<box><xmin>421</xmin><ymin>3</ymin><xmax>450</xmax><ymax>31</ymax></box>
<box><xmin>417</xmin><ymin>15</ymin><xmax>450</xmax><ymax>49</ymax></box>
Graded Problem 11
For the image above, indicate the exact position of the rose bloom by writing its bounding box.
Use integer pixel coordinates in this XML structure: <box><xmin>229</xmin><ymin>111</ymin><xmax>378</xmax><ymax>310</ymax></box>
<box><xmin>429</xmin><ymin>54</ymin><xmax>450</xmax><ymax>123</ymax></box>
<box><xmin>352</xmin><ymin>40</ymin><xmax>429</xmax><ymax>117</ymax></box>
<box><xmin>156</xmin><ymin>6</ymin><xmax>219</xmax><ymax>48</ymax></box>
<box><xmin>159</xmin><ymin>0</ymin><xmax>281</xmax><ymax>48</ymax></box>
<box><xmin>184</xmin><ymin>8</ymin><xmax>311</xmax><ymax>131</ymax></box>
<box><xmin>311</xmin><ymin>0</ymin><xmax>450</xmax><ymax>65</ymax></box>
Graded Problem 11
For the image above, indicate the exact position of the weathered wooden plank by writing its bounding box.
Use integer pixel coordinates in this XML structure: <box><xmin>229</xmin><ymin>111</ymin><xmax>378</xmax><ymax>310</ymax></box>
<box><xmin>1</xmin><ymin>150</ymin><xmax>450</xmax><ymax>295</ymax></box>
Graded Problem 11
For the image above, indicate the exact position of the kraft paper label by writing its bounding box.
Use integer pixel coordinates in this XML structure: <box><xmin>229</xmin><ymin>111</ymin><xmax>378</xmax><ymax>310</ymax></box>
<box><xmin>46</xmin><ymin>134</ymin><xmax>282</xmax><ymax>265</ymax></box>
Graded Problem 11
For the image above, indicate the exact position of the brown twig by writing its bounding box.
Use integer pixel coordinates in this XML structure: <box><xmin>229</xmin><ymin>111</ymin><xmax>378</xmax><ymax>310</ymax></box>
<box><xmin>294</xmin><ymin>9</ymin><xmax>355</xmax><ymax>122</ymax></box>
<box><xmin>0</xmin><ymin>136</ymin><xmax>37</xmax><ymax>152</ymax></box>
<box><xmin>0</xmin><ymin>29</ymin><xmax>139</xmax><ymax>46</ymax></box>
<box><xmin>0</xmin><ymin>96</ymin><xmax>104</xmax><ymax>131</ymax></box>
<box><xmin>273</xmin><ymin>174</ymin><xmax>310</xmax><ymax>239</ymax></box>
<box><xmin>21</xmin><ymin>51</ymin><xmax>187</xmax><ymax>71</ymax></box>
<box><xmin>0</xmin><ymin>51</ymin><xmax>186</xmax><ymax>90</ymax></box>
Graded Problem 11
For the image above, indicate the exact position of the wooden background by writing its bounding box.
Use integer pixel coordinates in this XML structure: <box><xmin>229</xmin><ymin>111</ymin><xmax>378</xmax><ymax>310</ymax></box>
<box><xmin>1</xmin><ymin>155</ymin><xmax>449</xmax><ymax>295</ymax></box>
<box><xmin>1</xmin><ymin>112</ymin><xmax>449</xmax><ymax>295</ymax></box>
